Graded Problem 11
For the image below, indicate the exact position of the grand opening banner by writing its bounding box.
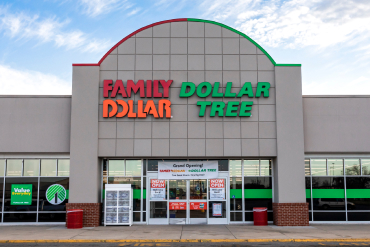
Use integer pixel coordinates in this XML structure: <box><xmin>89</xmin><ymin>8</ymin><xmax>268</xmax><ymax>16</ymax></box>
<box><xmin>158</xmin><ymin>161</ymin><xmax>218</xmax><ymax>179</ymax></box>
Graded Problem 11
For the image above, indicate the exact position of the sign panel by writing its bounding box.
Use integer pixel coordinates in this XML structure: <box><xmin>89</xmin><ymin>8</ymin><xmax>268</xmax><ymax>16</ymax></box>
<box><xmin>212</xmin><ymin>203</ymin><xmax>222</xmax><ymax>216</ymax></box>
<box><xmin>46</xmin><ymin>184</ymin><xmax>67</xmax><ymax>205</ymax></box>
<box><xmin>158</xmin><ymin>161</ymin><xmax>218</xmax><ymax>180</ymax></box>
<box><xmin>190</xmin><ymin>202</ymin><xmax>207</xmax><ymax>210</ymax></box>
<box><xmin>150</xmin><ymin>179</ymin><xmax>166</xmax><ymax>200</ymax></box>
<box><xmin>169</xmin><ymin>202</ymin><xmax>186</xmax><ymax>210</ymax></box>
<box><xmin>209</xmin><ymin>179</ymin><xmax>225</xmax><ymax>200</ymax></box>
<box><xmin>11</xmin><ymin>184</ymin><xmax>32</xmax><ymax>205</ymax></box>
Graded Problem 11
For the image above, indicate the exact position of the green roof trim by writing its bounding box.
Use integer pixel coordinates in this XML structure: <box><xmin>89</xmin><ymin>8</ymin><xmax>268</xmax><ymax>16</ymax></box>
<box><xmin>187</xmin><ymin>18</ymin><xmax>301</xmax><ymax>67</ymax></box>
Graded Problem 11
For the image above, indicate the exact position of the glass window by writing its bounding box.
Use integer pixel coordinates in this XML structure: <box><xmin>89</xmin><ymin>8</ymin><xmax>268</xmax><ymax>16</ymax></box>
<box><xmin>39</xmin><ymin>177</ymin><xmax>69</xmax><ymax>211</ymax></box>
<box><xmin>229</xmin><ymin>160</ymin><xmax>242</xmax><ymax>176</ymax></box>
<box><xmin>148</xmin><ymin>160</ymin><xmax>159</xmax><ymax>171</ymax></box>
<box><xmin>244</xmin><ymin>160</ymin><xmax>259</xmax><ymax>176</ymax></box>
<box><xmin>190</xmin><ymin>179</ymin><xmax>207</xmax><ymax>200</ymax></box>
<box><xmin>169</xmin><ymin>180</ymin><xmax>186</xmax><ymax>199</ymax></box>
<box><xmin>4</xmin><ymin>177</ymin><xmax>38</xmax><ymax>211</ymax></box>
<box><xmin>362</xmin><ymin>159</ymin><xmax>370</xmax><ymax>175</ymax></box>
<box><xmin>41</xmin><ymin>159</ymin><xmax>57</xmax><ymax>176</ymax></box>
<box><xmin>230</xmin><ymin>212</ymin><xmax>243</xmax><ymax>221</ymax></box>
<box><xmin>209</xmin><ymin>201</ymin><xmax>226</xmax><ymax>218</ymax></box>
<box><xmin>103</xmin><ymin>159</ymin><xmax>108</xmax><ymax>176</ymax></box>
<box><xmin>108</xmin><ymin>177</ymin><xmax>141</xmax><ymax>189</ymax></box>
<box><xmin>230</xmin><ymin>177</ymin><xmax>242</xmax><ymax>189</ymax></box>
<box><xmin>244</xmin><ymin>177</ymin><xmax>272</xmax><ymax>189</ymax></box>
<box><xmin>108</xmin><ymin>160</ymin><xmax>124</xmax><ymax>176</ymax></box>
<box><xmin>305</xmin><ymin>159</ymin><xmax>310</xmax><ymax>175</ymax></box>
<box><xmin>0</xmin><ymin>159</ymin><xmax>5</xmax><ymax>176</ymax></box>
<box><xmin>58</xmin><ymin>159</ymin><xmax>70</xmax><ymax>176</ymax></box>
<box><xmin>6</xmin><ymin>159</ymin><xmax>23</xmax><ymax>176</ymax></box>
<box><xmin>311</xmin><ymin>159</ymin><xmax>326</xmax><ymax>176</ymax></box>
<box><xmin>150</xmin><ymin>201</ymin><xmax>167</xmax><ymax>218</ymax></box>
<box><xmin>23</xmin><ymin>159</ymin><xmax>39</xmax><ymax>177</ymax></box>
<box><xmin>260</xmin><ymin>160</ymin><xmax>271</xmax><ymax>176</ymax></box>
<box><xmin>312</xmin><ymin>177</ymin><xmax>344</xmax><ymax>189</ymax></box>
<box><xmin>327</xmin><ymin>159</ymin><xmax>343</xmax><ymax>176</ymax></box>
<box><xmin>126</xmin><ymin>160</ymin><xmax>141</xmax><ymax>176</ymax></box>
<box><xmin>218</xmin><ymin>160</ymin><xmax>228</xmax><ymax>171</ymax></box>
<box><xmin>345</xmin><ymin>159</ymin><xmax>360</xmax><ymax>175</ymax></box>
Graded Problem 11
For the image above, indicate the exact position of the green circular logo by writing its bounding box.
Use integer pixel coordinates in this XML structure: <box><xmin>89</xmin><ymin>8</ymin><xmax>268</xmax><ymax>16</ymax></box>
<box><xmin>46</xmin><ymin>184</ymin><xmax>66</xmax><ymax>205</ymax></box>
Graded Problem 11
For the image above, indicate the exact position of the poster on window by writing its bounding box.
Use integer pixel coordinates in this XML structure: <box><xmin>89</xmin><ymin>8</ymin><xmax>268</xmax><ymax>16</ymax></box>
<box><xmin>150</xmin><ymin>179</ymin><xmax>166</xmax><ymax>200</ymax></box>
<box><xmin>190</xmin><ymin>202</ymin><xmax>207</xmax><ymax>210</ymax></box>
<box><xmin>169</xmin><ymin>202</ymin><xmax>186</xmax><ymax>210</ymax></box>
<box><xmin>209</xmin><ymin>179</ymin><xmax>225</xmax><ymax>200</ymax></box>
<box><xmin>158</xmin><ymin>161</ymin><xmax>218</xmax><ymax>179</ymax></box>
<box><xmin>212</xmin><ymin>203</ymin><xmax>222</xmax><ymax>216</ymax></box>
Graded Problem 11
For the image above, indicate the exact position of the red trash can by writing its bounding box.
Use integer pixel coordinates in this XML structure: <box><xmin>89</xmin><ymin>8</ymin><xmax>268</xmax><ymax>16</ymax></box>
<box><xmin>67</xmin><ymin>209</ymin><xmax>83</xmax><ymax>229</ymax></box>
<box><xmin>253</xmin><ymin>207</ymin><xmax>268</xmax><ymax>226</ymax></box>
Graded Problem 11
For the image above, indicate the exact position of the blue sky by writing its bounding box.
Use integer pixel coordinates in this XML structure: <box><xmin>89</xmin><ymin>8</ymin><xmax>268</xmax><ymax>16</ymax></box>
<box><xmin>0</xmin><ymin>0</ymin><xmax>369</xmax><ymax>95</ymax></box>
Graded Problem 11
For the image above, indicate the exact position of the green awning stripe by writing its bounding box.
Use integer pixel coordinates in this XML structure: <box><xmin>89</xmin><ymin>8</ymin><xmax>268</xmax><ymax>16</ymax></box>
<box><xmin>312</xmin><ymin>189</ymin><xmax>345</xmax><ymax>198</ymax></box>
<box><xmin>244</xmin><ymin>189</ymin><xmax>272</xmax><ymax>199</ymax></box>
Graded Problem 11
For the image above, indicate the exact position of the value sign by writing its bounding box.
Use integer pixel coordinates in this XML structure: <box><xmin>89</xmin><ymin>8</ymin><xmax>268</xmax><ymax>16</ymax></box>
<box><xmin>11</xmin><ymin>184</ymin><xmax>32</xmax><ymax>205</ymax></box>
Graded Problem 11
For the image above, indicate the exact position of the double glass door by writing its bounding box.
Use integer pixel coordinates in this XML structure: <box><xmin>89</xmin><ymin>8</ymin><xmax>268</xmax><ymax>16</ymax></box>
<box><xmin>148</xmin><ymin>174</ymin><xmax>228</xmax><ymax>225</ymax></box>
<box><xmin>169</xmin><ymin>179</ymin><xmax>207</xmax><ymax>224</ymax></box>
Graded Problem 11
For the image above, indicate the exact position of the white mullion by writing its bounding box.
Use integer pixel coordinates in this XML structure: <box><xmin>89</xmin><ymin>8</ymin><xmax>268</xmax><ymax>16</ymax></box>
<box><xmin>242</xmin><ymin>159</ymin><xmax>245</xmax><ymax>223</ymax></box>
<box><xmin>344</xmin><ymin>159</ymin><xmax>348</xmax><ymax>222</ymax></box>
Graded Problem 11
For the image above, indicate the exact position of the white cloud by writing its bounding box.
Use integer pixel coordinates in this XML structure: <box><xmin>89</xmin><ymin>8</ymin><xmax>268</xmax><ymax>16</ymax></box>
<box><xmin>79</xmin><ymin>0</ymin><xmax>133</xmax><ymax>17</ymax></box>
<box><xmin>200</xmin><ymin>0</ymin><xmax>370</xmax><ymax>49</ymax></box>
<box><xmin>303</xmin><ymin>76</ymin><xmax>370</xmax><ymax>95</ymax></box>
<box><xmin>0</xmin><ymin>65</ymin><xmax>71</xmax><ymax>95</ymax></box>
<box><xmin>0</xmin><ymin>10</ymin><xmax>112</xmax><ymax>53</ymax></box>
<box><xmin>127</xmin><ymin>8</ymin><xmax>140</xmax><ymax>17</ymax></box>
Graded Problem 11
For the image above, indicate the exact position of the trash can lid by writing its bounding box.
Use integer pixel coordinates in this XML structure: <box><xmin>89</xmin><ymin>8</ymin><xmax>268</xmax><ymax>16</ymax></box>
<box><xmin>253</xmin><ymin>207</ymin><xmax>267</xmax><ymax>212</ymax></box>
<box><xmin>67</xmin><ymin>209</ymin><xmax>83</xmax><ymax>213</ymax></box>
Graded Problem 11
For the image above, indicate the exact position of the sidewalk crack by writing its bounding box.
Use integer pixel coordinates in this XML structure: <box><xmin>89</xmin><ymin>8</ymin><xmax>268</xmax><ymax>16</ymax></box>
<box><xmin>226</xmin><ymin>225</ymin><xmax>237</xmax><ymax>239</ymax></box>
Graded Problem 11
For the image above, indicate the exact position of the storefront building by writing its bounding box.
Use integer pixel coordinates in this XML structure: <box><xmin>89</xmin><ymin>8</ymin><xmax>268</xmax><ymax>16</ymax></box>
<box><xmin>1</xmin><ymin>18</ymin><xmax>370</xmax><ymax>226</ymax></box>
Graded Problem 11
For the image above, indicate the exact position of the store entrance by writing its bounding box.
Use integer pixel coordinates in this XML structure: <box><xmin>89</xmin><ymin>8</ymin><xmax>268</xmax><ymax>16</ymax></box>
<box><xmin>147</xmin><ymin>174</ymin><xmax>228</xmax><ymax>225</ymax></box>
<box><xmin>169</xmin><ymin>179</ymin><xmax>207</xmax><ymax>224</ymax></box>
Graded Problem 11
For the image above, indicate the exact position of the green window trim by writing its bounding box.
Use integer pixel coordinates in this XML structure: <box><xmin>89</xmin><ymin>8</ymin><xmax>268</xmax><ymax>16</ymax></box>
<box><xmin>187</xmin><ymin>18</ymin><xmax>301</xmax><ymax>67</ymax></box>
<box><xmin>312</xmin><ymin>189</ymin><xmax>345</xmax><ymax>199</ymax></box>
<box><xmin>230</xmin><ymin>189</ymin><xmax>242</xmax><ymax>199</ymax></box>
<box><xmin>346</xmin><ymin>189</ymin><xmax>370</xmax><ymax>199</ymax></box>
<box><xmin>244</xmin><ymin>189</ymin><xmax>272</xmax><ymax>199</ymax></box>
<box><xmin>306</xmin><ymin>189</ymin><xmax>311</xmax><ymax>198</ymax></box>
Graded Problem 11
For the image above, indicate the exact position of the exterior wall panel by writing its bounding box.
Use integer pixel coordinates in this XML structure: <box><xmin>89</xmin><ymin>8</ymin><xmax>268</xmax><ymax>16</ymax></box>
<box><xmin>0</xmin><ymin>96</ymin><xmax>71</xmax><ymax>153</ymax></box>
<box><xmin>303</xmin><ymin>97</ymin><xmax>370</xmax><ymax>153</ymax></box>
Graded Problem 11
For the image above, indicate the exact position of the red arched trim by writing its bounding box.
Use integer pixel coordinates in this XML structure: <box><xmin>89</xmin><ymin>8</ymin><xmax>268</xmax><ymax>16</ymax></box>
<box><xmin>73</xmin><ymin>18</ymin><xmax>187</xmax><ymax>67</ymax></box>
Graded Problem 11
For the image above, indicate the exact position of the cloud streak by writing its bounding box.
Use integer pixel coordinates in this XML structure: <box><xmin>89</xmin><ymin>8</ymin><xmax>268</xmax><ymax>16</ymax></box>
<box><xmin>0</xmin><ymin>64</ymin><xmax>71</xmax><ymax>95</ymax></box>
<box><xmin>78</xmin><ymin>0</ymin><xmax>134</xmax><ymax>17</ymax></box>
<box><xmin>0</xmin><ymin>9</ymin><xmax>112</xmax><ymax>53</ymax></box>
<box><xmin>200</xmin><ymin>0</ymin><xmax>370</xmax><ymax>49</ymax></box>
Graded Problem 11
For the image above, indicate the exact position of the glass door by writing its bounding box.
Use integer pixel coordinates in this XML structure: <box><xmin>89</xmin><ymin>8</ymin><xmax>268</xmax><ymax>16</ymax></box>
<box><xmin>208</xmin><ymin>177</ymin><xmax>228</xmax><ymax>224</ymax></box>
<box><xmin>189</xmin><ymin>179</ymin><xmax>207</xmax><ymax>224</ymax></box>
<box><xmin>169</xmin><ymin>180</ymin><xmax>187</xmax><ymax>224</ymax></box>
<box><xmin>147</xmin><ymin>173</ymin><xmax>168</xmax><ymax>225</ymax></box>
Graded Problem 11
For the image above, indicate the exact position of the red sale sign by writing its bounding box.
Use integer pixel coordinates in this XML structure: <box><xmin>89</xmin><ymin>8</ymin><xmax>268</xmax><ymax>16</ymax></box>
<box><xmin>151</xmin><ymin>179</ymin><xmax>165</xmax><ymax>188</ymax></box>
<box><xmin>210</xmin><ymin>179</ymin><xmax>224</xmax><ymax>188</ymax></box>
<box><xmin>169</xmin><ymin>202</ymin><xmax>186</xmax><ymax>210</ymax></box>
<box><xmin>190</xmin><ymin>202</ymin><xmax>207</xmax><ymax>210</ymax></box>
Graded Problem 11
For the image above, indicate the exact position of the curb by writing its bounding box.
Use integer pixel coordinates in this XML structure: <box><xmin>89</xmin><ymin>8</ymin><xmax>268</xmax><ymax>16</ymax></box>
<box><xmin>0</xmin><ymin>239</ymin><xmax>370</xmax><ymax>243</ymax></box>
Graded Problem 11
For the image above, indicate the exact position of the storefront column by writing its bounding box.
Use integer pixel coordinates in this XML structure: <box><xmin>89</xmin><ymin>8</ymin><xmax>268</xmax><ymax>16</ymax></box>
<box><xmin>273</xmin><ymin>66</ymin><xmax>309</xmax><ymax>226</ymax></box>
<box><xmin>68</xmin><ymin>65</ymin><xmax>101</xmax><ymax>227</ymax></box>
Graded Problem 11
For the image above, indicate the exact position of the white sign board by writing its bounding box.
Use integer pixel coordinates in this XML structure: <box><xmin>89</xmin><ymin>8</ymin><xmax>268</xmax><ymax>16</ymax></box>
<box><xmin>212</xmin><ymin>203</ymin><xmax>222</xmax><ymax>217</ymax></box>
<box><xmin>158</xmin><ymin>161</ymin><xmax>218</xmax><ymax>180</ymax></box>
<box><xmin>209</xmin><ymin>179</ymin><xmax>225</xmax><ymax>200</ymax></box>
<box><xmin>150</xmin><ymin>179</ymin><xmax>166</xmax><ymax>200</ymax></box>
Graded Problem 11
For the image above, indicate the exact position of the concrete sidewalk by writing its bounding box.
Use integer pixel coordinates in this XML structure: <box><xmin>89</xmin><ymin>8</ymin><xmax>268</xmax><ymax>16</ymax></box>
<box><xmin>0</xmin><ymin>224</ymin><xmax>370</xmax><ymax>242</ymax></box>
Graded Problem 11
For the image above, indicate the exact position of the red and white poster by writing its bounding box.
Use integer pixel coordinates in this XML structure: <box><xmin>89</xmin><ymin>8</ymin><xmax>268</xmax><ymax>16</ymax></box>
<box><xmin>150</xmin><ymin>179</ymin><xmax>166</xmax><ymax>200</ymax></box>
<box><xmin>190</xmin><ymin>202</ymin><xmax>207</xmax><ymax>210</ymax></box>
<box><xmin>209</xmin><ymin>179</ymin><xmax>225</xmax><ymax>200</ymax></box>
<box><xmin>169</xmin><ymin>202</ymin><xmax>186</xmax><ymax>210</ymax></box>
